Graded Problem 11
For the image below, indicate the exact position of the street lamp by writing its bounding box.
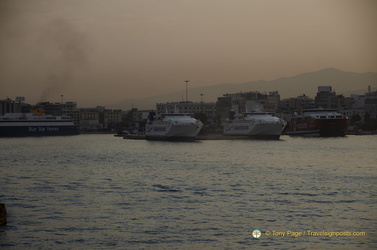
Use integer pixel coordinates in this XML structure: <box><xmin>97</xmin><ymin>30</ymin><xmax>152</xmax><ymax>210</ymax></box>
<box><xmin>185</xmin><ymin>80</ymin><xmax>189</xmax><ymax>102</ymax></box>
<box><xmin>200</xmin><ymin>93</ymin><xmax>203</xmax><ymax>113</ymax></box>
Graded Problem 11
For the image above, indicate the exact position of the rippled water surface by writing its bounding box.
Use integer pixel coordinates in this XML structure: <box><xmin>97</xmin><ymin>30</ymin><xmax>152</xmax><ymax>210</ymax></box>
<box><xmin>1</xmin><ymin>135</ymin><xmax>376</xmax><ymax>249</ymax></box>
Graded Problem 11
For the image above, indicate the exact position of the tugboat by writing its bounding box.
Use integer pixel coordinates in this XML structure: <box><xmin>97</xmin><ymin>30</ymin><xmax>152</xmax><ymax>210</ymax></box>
<box><xmin>284</xmin><ymin>109</ymin><xmax>349</xmax><ymax>137</ymax></box>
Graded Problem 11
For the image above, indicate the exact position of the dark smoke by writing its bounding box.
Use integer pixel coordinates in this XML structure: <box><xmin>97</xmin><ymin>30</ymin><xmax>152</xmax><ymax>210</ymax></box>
<box><xmin>39</xmin><ymin>18</ymin><xmax>89</xmax><ymax>102</ymax></box>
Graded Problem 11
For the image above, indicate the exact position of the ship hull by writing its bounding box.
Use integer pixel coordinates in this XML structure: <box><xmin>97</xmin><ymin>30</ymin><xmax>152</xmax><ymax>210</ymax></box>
<box><xmin>145</xmin><ymin>122</ymin><xmax>202</xmax><ymax>140</ymax></box>
<box><xmin>0</xmin><ymin>122</ymin><xmax>79</xmax><ymax>137</ymax></box>
<box><xmin>285</xmin><ymin>118</ymin><xmax>349</xmax><ymax>137</ymax></box>
<box><xmin>223</xmin><ymin>122</ymin><xmax>284</xmax><ymax>139</ymax></box>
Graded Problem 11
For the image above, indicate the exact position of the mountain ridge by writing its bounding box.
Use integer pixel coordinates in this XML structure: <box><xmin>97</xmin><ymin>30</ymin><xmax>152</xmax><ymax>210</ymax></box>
<box><xmin>109</xmin><ymin>68</ymin><xmax>377</xmax><ymax>110</ymax></box>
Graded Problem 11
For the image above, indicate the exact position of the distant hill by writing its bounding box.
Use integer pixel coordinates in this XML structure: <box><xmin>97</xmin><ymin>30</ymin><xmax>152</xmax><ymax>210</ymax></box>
<box><xmin>109</xmin><ymin>68</ymin><xmax>377</xmax><ymax>110</ymax></box>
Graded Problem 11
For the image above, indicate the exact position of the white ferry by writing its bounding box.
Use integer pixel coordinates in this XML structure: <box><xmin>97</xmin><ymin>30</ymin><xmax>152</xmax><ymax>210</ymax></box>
<box><xmin>145</xmin><ymin>112</ymin><xmax>203</xmax><ymax>140</ymax></box>
<box><xmin>223</xmin><ymin>112</ymin><xmax>286</xmax><ymax>139</ymax></box>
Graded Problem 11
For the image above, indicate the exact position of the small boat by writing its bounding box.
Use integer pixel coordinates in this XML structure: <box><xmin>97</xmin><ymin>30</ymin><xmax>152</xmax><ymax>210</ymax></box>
<box><xmin>145</xmin><ymin>112</ymin><xmax>203</xmax><ymax>140</ymax></box>
<box><xmin>223</xmin><ymin>111</ymin><xmax>286</xmax><ymax>139</ymax></box>
<box><xmin>284</xmin><ymin>109</ymin><xmax>349</xmax><ymax>137</ymax></box>
<box><xmin>0</xmin><ymin>113</ymin><xmax>80</xmax><ymax>137</ymax></box>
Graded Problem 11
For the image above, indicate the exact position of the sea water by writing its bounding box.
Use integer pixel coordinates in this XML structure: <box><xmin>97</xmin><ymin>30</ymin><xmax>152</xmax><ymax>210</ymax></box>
<box><xmin>1</xmin><ymin>134</ymin><xmax>376</xmax><ymax>249</ymax></box>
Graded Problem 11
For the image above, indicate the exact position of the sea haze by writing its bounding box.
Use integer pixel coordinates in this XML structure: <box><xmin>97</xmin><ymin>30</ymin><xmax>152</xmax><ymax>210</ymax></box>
<box><xmin>1</xmin><ymin>134</ymin><xmax>376</xmax><ymax>249</ymax></box>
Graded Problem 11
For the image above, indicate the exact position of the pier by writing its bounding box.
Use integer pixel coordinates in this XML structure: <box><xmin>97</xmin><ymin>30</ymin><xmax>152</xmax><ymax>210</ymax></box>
<box><xmin>119</xmin><ymin>134</ymin><xmax>281</xmax><ymax>140</ymax></box>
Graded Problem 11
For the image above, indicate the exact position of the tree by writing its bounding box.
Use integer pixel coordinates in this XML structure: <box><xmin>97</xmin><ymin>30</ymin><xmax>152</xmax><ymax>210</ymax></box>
<box><xmin>364</xmin><ymin>112</ymin><xmax>371</xmax><ymax>122</ymax></box>
<box><xmin>194</xmin><ymin>112</ymin><xmax>208</xmax><ymax>124</ymax></box>
<box><xmin>350</xmin><ymin>114</ymin><xmax>361</xmax><ymax>124</ymax></box>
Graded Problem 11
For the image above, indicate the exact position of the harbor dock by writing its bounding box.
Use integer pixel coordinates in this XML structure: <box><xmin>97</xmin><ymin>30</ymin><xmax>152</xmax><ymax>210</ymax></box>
<box><xmin>120</xmin><ymin>134</ymin><xmax>280</xmax><ymax>140</ymax></box>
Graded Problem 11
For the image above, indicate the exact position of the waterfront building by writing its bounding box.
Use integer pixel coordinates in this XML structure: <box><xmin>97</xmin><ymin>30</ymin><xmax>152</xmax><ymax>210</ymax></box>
<box><xmin>132</xmin><ymin>109</ymin><xmax>155</xmax><ymax>122</ymax></box>
<box><xmin>80</xmin><ymin>108</ymin><xmax>100</xmax><ymax>120</ymax></box>
<box><xmin>216</xmin><ymin>91</ymin><xmax>281</xmax><ymax>123</ymax></box>
<box><xmin>80</xmin><ymin>119</ymin><xmax>100</xmax><ymax>131</ymax></box>
<box><xmin>79</xmin><ymin>107</ymin><xmax>122</xmax><ymax>130</ymax></box>
<box><xmin>0</xmin><ymin>98</ymin><xmax>23</xmax><ymax>115</ymax></box>
<box><xmin>103</xmin><ymin>109</ymin><xmax>122</xmax><ymax>129</ymax></box>
<box><xmin>279</xmin><ymin>95</ymin><xmax>316</xmax><ymax>121</ymax></box>
<box><xmin>37</xmin><ymin>101</ymin><xmax>80</xmax><ymax>125</ymax></box>
<box><xmin>280</xmin><ymin>95</ymin><xmax>315</xmax><ymax>113</ymax></box>
<box><xmin>216</xmin><ymin>95</ymin><xmax>232</xmax><ymax>124</ymax></box>
<box><xmin>340</xmin><ymin>109</ymin><xmax>365</xmax><ymax>123</ymax></box>
<box><xmin>314</xmin><ymin>86</ymin><xmax>347</xmax><ymax>109</ymax></box>
<box><xmin>156</xmin><ymin>101</ymin><xmax>216</xmax><ymax>123</ymax></box>
<box><xmin>351</xmin><ymin>94</ymin><xmax>366</xmax><ymax>109</ymax></box>
<box><xmin>230</xmin><ymin>91</ymin><xmax>280</xmax><ymax>113</ymax></box>
<box><xmin>365</xmin><ymin>90</ymin><xmax>377</xmax><ymax>119</ymax></box>
<box><xmin>80</xmin><ymin>108</ymin><xmax>100</xmax><ymax>131</ymax></box>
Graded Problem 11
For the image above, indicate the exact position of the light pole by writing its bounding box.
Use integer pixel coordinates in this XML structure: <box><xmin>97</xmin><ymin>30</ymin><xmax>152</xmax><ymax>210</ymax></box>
<box><xmin>200</xmin><ymin>93</ymin><xmax>203</xmax><ymax>113</ymax></box>
<box><xmin>185</xmin><ymin>80</ymin><xmax>189</xmax><ymax>102</ymax></box>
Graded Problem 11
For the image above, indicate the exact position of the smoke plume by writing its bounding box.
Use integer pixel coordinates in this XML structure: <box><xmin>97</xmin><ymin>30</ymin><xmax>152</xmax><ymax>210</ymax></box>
<box><xmin>39</xmin><ymin>18</ymin><xmax>89</xmax><ymax>102</ymax></box>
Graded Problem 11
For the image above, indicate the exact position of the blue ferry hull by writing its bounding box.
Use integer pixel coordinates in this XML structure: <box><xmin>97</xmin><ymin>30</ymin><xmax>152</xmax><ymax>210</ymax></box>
<box><xmin>0</xmin><ymin>125</ymin><xmax>79</xmax><ymax>137</ymax></box>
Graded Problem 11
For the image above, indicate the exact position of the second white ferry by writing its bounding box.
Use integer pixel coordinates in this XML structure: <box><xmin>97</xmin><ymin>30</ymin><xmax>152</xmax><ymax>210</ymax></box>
<box><xmin>145</xmin><ymin>112</ymin><xmax>203</xmax><ymax>140</ymax></box>
<box><xmin>223</xmin><ymin>111</ymin><xmax>286</xmax><ymax>139</ymax></box>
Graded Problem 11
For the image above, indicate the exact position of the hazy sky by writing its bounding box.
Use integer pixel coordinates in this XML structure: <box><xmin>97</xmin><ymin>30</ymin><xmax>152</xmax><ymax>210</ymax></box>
<box><xmin>1</xmin><ymin>0</ymin><xmax>376</xmax><ymax>107</ymax></box>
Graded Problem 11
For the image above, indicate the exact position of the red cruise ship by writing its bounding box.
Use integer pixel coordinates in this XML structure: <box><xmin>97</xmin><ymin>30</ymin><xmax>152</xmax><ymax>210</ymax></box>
<box><xmin>284</xmin><ymin>109</ymin><xmax>349</xmax><ymax>137</ymax></box>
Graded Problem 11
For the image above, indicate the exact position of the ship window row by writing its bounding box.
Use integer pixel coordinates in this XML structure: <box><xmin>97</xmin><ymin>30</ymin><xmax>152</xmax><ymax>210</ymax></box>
<box><xmin>315</xmin><ymin>115</ymin><xmax>345</xmax><ymax>119</ymax></box>
<box><xmin>158</xmin><ymin>106</ymin><xmax>215</xmax><ymax>111</ymax></box>
<box><xmin>293</xmin><ymin>115</ymin><xmax>345</xmax><ymax>120</ymax></box>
